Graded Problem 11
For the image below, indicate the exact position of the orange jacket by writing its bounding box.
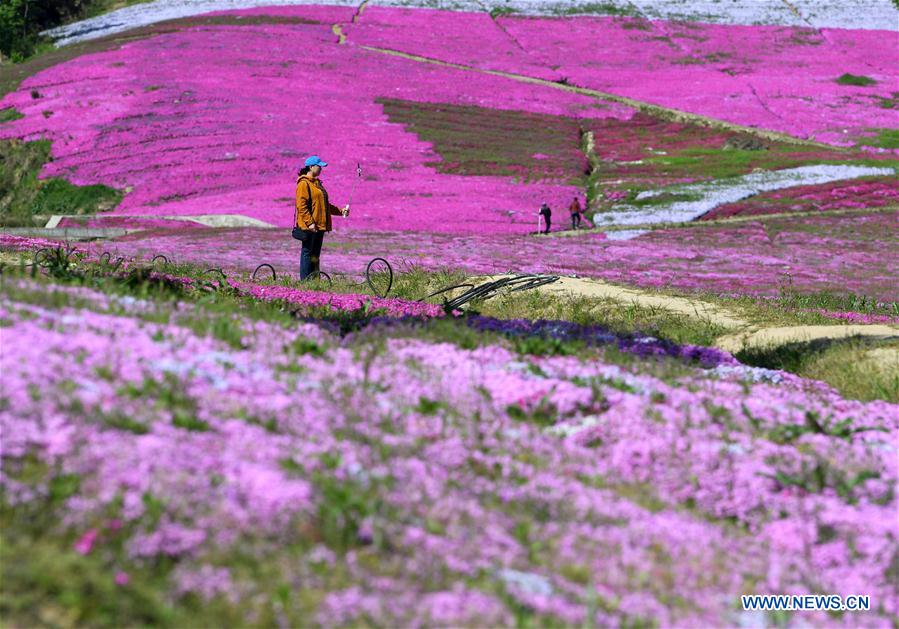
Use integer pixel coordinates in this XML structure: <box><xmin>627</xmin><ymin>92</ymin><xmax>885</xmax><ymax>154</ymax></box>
<box><xmin>295</xmin><ymin>175</ymin><xmax>342</xmax><ymax>231</ymax></box>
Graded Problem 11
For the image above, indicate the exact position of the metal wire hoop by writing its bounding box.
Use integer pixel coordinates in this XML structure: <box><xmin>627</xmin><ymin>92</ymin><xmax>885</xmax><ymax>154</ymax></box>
<box><xmin>252</xmin><ymin>263</ymin><xmax>277</xmax><ymax>281</ymax></box>
<box><xmin>365</xmin><ymin>257</ymin><xmax>393</xmax><ymax>298</ymax></box>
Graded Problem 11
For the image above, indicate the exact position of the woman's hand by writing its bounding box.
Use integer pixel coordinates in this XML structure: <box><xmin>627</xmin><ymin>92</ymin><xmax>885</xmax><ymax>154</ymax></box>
<box><xmin>341</xmin><ymin>204</ymin><xmax>350</xmax><ymax>217</ymax></box>
<box><xmin>309</xmin><ymin>223</ymin><xmax>319</xmax><ymax>232</ymax></box>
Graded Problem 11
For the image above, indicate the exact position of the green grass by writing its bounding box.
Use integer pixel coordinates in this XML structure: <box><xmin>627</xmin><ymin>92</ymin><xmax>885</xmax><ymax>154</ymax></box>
<box><xmin>377</xmin><ymin>98</ymin><xmax>588</xmax><ymax>184</ymax></box>
<box><xmin>835</xmin><ymin>73</ymin><xmax>878</xmax><ymax>87</ymax></box>
<box><xmin>556</xmin><ymin>2</ymin><xmax>642</xmax><ymax>17</ymax></box>
<box><xmin>0</xmin><ymin>139</ymin><xmax>122</xmax><ymax>226</ymax></box>
<box><xmin>665</xmin><ymin>285</ymin><xmax>898</xmax><ymax>327</ymax></box>
<box><xmin>0</xmin><ymin>107</ymin><xmax>24</xmax><ymax>123</ymax></box>
<box><xmin>856</xmin><ymin>129</ymin><xmax>899</xmax><ymax>150</ymax></box>
<box><xmin>766</xmin><ymin>288</ymin><xmax>897</xmax><ymax>317</ymax></box>
<box><xmin>736</xmin><ymin>338</ymin><xmax>898</xmax><ymax>403</ymax></box>
<box><xmin>0</xmin><ymin>513</ymin><xmax>177</xmax><ymax>627</ymax></box>
<box><xmin>489</xmin><ymin>6</ymin><xmax>518</xmax><ymax>18</ymax></box>
<box><xmin>465</xmin><ymin>287</ymin><xmax>728</xmax><ymax>347</ymax></box>
<box><xmin>639</xmin><ymin>146</ymin><xmax>868</xmax><ymax>182</ymax></box>
<box><xmin>874</xmin><ymin>93</ymin><xmax>898</xmax><ymax>109</ymax></box>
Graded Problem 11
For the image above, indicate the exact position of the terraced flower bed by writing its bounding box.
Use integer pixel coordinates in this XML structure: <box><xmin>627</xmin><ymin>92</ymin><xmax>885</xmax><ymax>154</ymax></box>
<box><xmin>701</xmin><ymin>176</ymin><xmax>899</xmax><ymax>220</ymax></box>
<box><xmin>1</xmin><ymin>9</ymin><xmax>632</xmax><ymax>234</ymax></box>
<box><xmin>349</xmin><ymin>8</ymin><xmax>897</xmax><ymax>148</ymax></box>
<box><xmin>377</xmin><ymin>98</ymin><xmax>589</xmax><ymax>183</ymax></box>
<box><xmin>4</xmin><ymin>5</ymin><xmax>895</xmax><ymax>234</ymax></box>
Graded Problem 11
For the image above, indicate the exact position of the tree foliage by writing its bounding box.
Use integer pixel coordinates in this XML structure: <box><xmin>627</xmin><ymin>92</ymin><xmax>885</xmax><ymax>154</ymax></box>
<box><xmin>0</xmin><ymin>0</ymin><xmax>90</xmax><ymax>62</ymax></box>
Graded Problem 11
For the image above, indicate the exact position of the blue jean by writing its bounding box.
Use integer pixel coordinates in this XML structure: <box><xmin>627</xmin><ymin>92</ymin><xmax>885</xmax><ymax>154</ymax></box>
<box><xmin>300</xmin><ymin>231</ymin><xmax>325</xmax><ymax>280</ymax></box>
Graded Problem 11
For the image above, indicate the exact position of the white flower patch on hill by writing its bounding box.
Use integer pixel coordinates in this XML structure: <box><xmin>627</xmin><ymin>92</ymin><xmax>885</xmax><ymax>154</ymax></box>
<box><xmin>44</xmin><ymin>0</ymin><xmax>899</xmax><ymax>47</ymax></box>
<box><xmin>626</xmin><ymin>0</ymin><xmax>897</xmax><ymax>30</ymax></box>
<box><xmin>592</xmin><ymin>164</ymin><xmax>896</xmax><ymax>228</ymax></box>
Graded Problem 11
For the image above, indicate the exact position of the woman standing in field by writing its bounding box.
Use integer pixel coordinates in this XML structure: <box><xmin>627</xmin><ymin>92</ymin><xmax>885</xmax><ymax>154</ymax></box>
<box><xmin>294</xmin><ymin>155</ymin><xmax>349</xmax><ymax>280</ymax></box>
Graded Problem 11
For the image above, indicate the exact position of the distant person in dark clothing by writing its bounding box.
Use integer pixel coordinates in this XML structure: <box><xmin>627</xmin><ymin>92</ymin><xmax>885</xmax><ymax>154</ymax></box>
<box><xmin>538</xmin><ymin>202</ymin><xmax>551</xmax><ymax>234</ymax></box>
<box><xmin>569</xmin><ymin>196</ymin><xmax>582</xmax><ymax>230</ymax></box>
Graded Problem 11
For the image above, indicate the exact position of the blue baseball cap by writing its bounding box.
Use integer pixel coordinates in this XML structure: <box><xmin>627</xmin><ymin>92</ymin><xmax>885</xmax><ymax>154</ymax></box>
<box><xmin>304</xmin><ymin>155</ymin><xmax>328</xmax><ymax>168</ymax></box>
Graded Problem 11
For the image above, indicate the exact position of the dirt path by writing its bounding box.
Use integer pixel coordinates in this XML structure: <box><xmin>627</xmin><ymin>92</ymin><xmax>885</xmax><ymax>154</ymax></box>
<box><xmin>716</xmin><ymin>325</ymin><xmax>899</xmax><ymax>353</ymax></box>
<box><xmin>476</xmin><ymin>274</ymin><xmax>899</xmax><ymax>353</ymax></box>
<box><xmin>480</xmin><ymin>274</ymin><xmax>748</xmax><ymax>329</ymax></box>
<box><xmin>44</xmin><ymin>214</ymin><xmax>274</xmax><ymax>228</ymax></box>
<box><xmin>863</xmin><ymin>347</ymin><xmax>899</xmax><ymax>376</ymax></box>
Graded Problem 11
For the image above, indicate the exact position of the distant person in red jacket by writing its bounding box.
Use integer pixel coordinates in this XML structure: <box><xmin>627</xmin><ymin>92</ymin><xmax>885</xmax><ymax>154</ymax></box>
<box><xmin>569</xmin><ymin>196</ymin><xmax>583</xmax><ymax>230</ymax></box>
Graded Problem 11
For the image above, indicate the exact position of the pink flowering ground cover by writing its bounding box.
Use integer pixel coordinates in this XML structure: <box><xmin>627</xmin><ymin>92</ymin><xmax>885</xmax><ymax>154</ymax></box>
<box><xmin>87</xmin><ymin>208</ymin><xmax>899</xmax><ymax>302</ymax></box>
<box><xmin>229</xmin><ymin>280</ymin><xmax>445</xmax><ymax>319</ymax></box>
<box><xmin>6</xmin><ymin>6</ymin><xmax>893</xmax><ymax>238</ymax></box>
<box><xmin>702</xmin><ymin>176</ymin><xmax>899</xmax><ymax>220</ymax></box>
<box><xmin>0</xmin><ymin>233</ymin><xmax>66</xmax><ymax>252</ymax></box>
<box><xmin>804</xmin><ymin>309</ymin><xmax>899</xmax><ymax>326</ymax></box>
<box><xmin>349</xmin><ymin>8</ymin><xmax>898</xmax><ymax>148</ymax></box>
<box><xmin>0</xmin><ymin>10</ymin><xmax>635</xmax><ymax>234</ymax></box>
<box><xmin>2</xmin><ymin>277</ymin><xmax>897</xmax><ymax>626</ymax></box>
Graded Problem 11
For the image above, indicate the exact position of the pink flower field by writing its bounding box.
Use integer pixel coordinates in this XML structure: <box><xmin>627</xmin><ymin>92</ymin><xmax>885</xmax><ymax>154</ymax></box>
<box><xmin>702</xmin><ymin>176</ymin><xmax>899</xmax><ymax>220</ymax></box>
<box><xmin>349</xmin><ymin>8</ymin><xmax>898</xmax><ymax>147</ymax></box>
<box><xmin>2</xmin><ymin>3</ymin><xmax>898</xmax><ymax>627</ymax></box>
<box><xmin>2</xmin><ymin>277</ymin><xmax>897</xmax><ymax>626</ymax></box>
<box><xmin>0</xmin><ymin>7</ymin><xmax>638</xmax><ymax>233</ymax></box>
<box><xmin>92</xmin><ymin>209</ymin><xmax>899</xmax><ymax>302</ymax></box>
<box><xmin>1</xmin><ymin>5</ymin><xmax>895</xmax><ymax>236</ymax></box>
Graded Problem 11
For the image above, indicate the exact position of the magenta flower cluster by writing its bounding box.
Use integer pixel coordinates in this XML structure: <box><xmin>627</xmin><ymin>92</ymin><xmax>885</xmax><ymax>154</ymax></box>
<box><xmin>228</xmin><ymin>280</ymin><xmax>445</xmax><ymax>319</ymax></box>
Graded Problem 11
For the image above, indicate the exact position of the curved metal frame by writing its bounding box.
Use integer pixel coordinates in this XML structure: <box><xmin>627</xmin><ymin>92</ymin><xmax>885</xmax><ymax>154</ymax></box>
<box><xmin>424</xmin><ymin>283</ymin><xmax>475</xmax><ymax>301</ymax></box>
<box><xmin>365</xmin><ymin>257</ymin><xmax>393</xmax><ymax>298</ymax></box>
<box><xmin>306</xmin><ymin>270</ymin><xmax>332</xmax><ymax>286</ymax></box>
<box><xmin>203</xmin><ymin>268</ymin><xmax>227</xmax><ymax>280</ymax></box>
<box><xmin>252</xmin><ymin>263</ymin><xmax>277</xmax><ymax>281</ymax></box>
<box><xmin>33</xmin><ymin>248</ymin><xmax>52</xmax><ymax>267</ymax></box>
<box><xmin>440</xmin><ymin>274</ymin><xmax>561</xmax><ymax>311</ymax></box>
